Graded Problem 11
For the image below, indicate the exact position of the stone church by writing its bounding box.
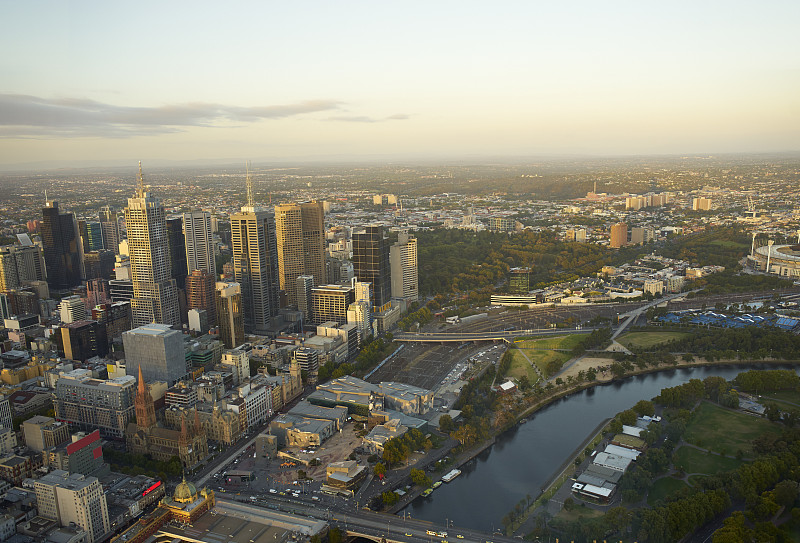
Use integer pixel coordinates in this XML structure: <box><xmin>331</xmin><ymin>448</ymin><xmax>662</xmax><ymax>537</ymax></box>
<box><xmin>126</xmin><ymin>366</ymin><xmax>208</xmax><ymax>467</ymax></box>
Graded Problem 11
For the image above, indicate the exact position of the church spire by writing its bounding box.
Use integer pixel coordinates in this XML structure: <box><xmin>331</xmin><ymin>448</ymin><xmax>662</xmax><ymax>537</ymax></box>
<box><xmin>134</xmin><ymin>365</ymin><xmax>156</xmax><ymax>430</ymax></box>
<box><xmin>194</xmin><ymin>407</ymin><xmax>201</xmax><ymax>433</ymax></box>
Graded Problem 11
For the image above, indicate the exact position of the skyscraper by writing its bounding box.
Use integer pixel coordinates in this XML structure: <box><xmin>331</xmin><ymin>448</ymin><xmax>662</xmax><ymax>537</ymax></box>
<box><xmin>186</xmin><ymin>269</ymin><xmax>216</xmax><ymax>327</ymax></box>
<box><xmin>0</xmin><ymin>242</ymin><xmax>46</xmax><ymax>291</ymax></box>
<box><xmin>390</xmin><ymin>231</ymin><xmax>418</xmax><ymax>304</ymax></box>
<box><xmin>41</xmin><ymin>201</ymin><xmax>83</xmax><ymax>290</ymax></box>
<box><xmin>230</xmin><ymin>166</ymin><xmax>279</xmax><ymax>334</ymax></box>
<box><xmin>311</xmin><ymin>284</ymin><xmax>355</xmax><ymax>325</ymax></box>
<box><xmin>99</xmin><ymin>206</ymin><xmax>121</xmax><ymax>255</ymax></box>
<box><xmin>215</xmin><ymin>281</ymin><xmax>244</xmax><ymax>349</ymax></box>
<box><xmin>78</xmin><ymin>220</ymin><xmax>104</xmax><ymax>252</ymax></box>
<box><xmin>183</xmin><ymin>211</ymin><xmax>216</xmax><ymax>277</ymax></box>
<box><xmin>610</xmin><ymin>223</ymin><xmax>628</xmax><ymax>248</ymax></box>
<box><xmin>166</xmin><ymin>217</ymin><xmax>188</xmax><ymax>290</ymax></box>
<box><xmin>122</xmin><ymin>323</ymin><xmax>188</xmax><ymax>386</ymax></box>
<box><xmin>352</xmin><ymin>226</ymin><xmax>391</xmax><ymax>310</ymax></box>
<box><xmin>296</xmin><ymin>274</ymin><xmax>315</xmax><ymax>322</ymax></box>
<box><xmin>274</xmin><ymin>201</ymin><xmax>325</xmax><ymax>307</ymax></box>
<box><xmin>124</xmin><ymin>163</ymin><xmax>180</xmax><ymax>327</ymax></box>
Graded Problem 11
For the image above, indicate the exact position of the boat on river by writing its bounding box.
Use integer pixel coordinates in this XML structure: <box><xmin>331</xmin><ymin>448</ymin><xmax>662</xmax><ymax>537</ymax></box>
<box><xmin>441</xmin><ymin>469</ymin><xmax>462</xmax><ymax>482</ymax></box>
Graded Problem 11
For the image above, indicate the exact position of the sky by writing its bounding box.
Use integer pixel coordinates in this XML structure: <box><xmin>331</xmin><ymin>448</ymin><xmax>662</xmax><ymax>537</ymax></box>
<box><xmin>1</xmin><ymin>1</ymin><xmax>799</xmax><ymax>168</ymax></box>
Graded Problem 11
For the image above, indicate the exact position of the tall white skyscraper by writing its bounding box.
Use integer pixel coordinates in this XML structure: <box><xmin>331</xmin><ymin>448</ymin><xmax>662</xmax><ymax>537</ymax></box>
<box><xmin>230</xmin><ymin>165</ymin><xmax>280</xmax><ymax>334</ymax></box>
<box><xmin>390</xmin><ymin>231</ymin><xmax>419</xmax><ymax>304</ymax></box>
<box><xmin>347</xmin><ymin>279</ymin><xmax>372</xmax><ymax>343</ymax></box>
<box><xmin>183</xmin><ymin>211</ymin><xmax>216</xmax><ymax>276</ymax></box>
<box><xmin>124</xmin><ymin>163</ymin><xmax>180</xmax><ymax>327</ymax></box>
<box><xmin>58</xmin><ymin>295</ymin><xmax>86</xmax><ymax>324</ymax></box>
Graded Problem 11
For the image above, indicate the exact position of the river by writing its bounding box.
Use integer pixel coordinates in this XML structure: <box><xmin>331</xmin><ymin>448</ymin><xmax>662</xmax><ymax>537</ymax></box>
<box><xmin>402</xmin><ymin>364</ymin><xmax>794</xmax><ymax>532</ymax></box>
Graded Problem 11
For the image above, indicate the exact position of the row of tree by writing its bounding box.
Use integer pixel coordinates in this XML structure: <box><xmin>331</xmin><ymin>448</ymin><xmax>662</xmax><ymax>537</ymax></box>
<box><xmin>381</xmin><ymin>428</ymin><xmax>432</xmax><ymax>466</ymax></box>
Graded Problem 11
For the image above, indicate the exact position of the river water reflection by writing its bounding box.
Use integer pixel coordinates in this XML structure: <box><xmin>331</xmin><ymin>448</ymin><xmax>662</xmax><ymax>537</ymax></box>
<box><xmin>403</xmin><ymin>365</ymin><xmax>796</xmax><ymax>532</ymax></box>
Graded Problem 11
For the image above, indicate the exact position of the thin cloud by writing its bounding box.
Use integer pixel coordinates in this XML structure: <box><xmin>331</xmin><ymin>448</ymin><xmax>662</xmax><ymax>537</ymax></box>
<box><xmin>327</xmin><ymin>113</ymin><xmax>410</xmax><ymax>123</ymax></box>
<box><xmin>0</xmin><ymin>94</ymin><xmax>344</xmax><ymax>138</ymax></box>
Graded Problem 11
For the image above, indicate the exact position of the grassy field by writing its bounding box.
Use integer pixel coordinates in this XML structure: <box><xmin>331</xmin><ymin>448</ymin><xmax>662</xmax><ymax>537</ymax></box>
<box><xmin>672</xmin><ymin>445</ymin><xmax>743</xmax><ymax>475</ymax></box>
<box><xmin>647</xmin><ymin>477</ymin><xmax>689</xmax><ymax>506</ymax></box>
<box><xmin>557</xmin><ymin>504</ymin><xmax>605</xmax><ymax>523</ymax></box>
<box><xmin>616</xmin><ymin>331</ymin><xmax>690</xmax><ymax>349</ymax></box>
<box><xmin>514</xmin><ymin>334</ymin><xmax>587</xmax><ymax>351</ymax></box>
<box><xmin>684</xmin><ymin>401</ymin><xmax>782</xmax><ymax>455</ymax></box>
<box><xmin>511</xmin><ymin>335</ymin><xmax>586</xmax><ymax>377</ymax></box>
<box><xmin>761</xmin><ymin>390</ymin><xmax>800</xmax><ymax>405</ymax></box>
<box><xmin>505</xmin><ymin>350</ymin><xmax>541</xmax><ymax>383</ymax></box>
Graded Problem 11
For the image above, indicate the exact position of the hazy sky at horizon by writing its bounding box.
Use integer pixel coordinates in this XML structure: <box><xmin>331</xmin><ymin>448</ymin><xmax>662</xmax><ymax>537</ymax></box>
<box><xmin>1</xmin><ymin>1</ymin><xmax>799</xmax><ymax>167</ymax></box>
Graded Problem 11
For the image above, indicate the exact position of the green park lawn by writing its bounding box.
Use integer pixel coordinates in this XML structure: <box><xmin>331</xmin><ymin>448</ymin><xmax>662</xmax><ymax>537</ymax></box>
<box><xmin>510</xmin><ymin>335</ymin><xmax>586</xmax><ymax>377</ymax></box>
<box><xmin>505</xmin><ymin>350</ymin><xmax>541</xmax><ymax>384</ymax></box>
<box><xmin>616</xmin><ymin>331</ymin><xmax>689</xmax><ymax>350</ymax></box>
<box><xmin>761</xmin><ymin>390</ymin><xmax>800</xmax><ymax>406</ymax></box>
<box><xmin>514</xmin><ymin>334</ymin><xmax>587</xmax><ymax>351</ymax></box>
<box><xmin>557</xmin><ymin>504</ymin><xmax>605</xmax><ymax>523</ymax></box>
<box><xmin>672</xmin><ymin>445</ymin><xmax>743</xmax><ymax>475</ymax></box>
<box><xmin>647</xmin><ymin>477</ymin><xmax>689</xmax><ymax>506</ymax></box>
<box><xmin>683</xmin><ymin>401</ymin><xmax>782</xmax><ymax>455</ymax></box>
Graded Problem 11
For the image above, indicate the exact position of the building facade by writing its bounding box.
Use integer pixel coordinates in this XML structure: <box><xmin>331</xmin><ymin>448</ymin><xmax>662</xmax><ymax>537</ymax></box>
<box><xmin>230</xmin><ymin>199</ymin><xmax>280</xmax><ymax>334</ymax></box>
<box><xmin>311</xmin><ymin>284</ymin><xmax>355</xmax><ymax>326</ymax></box>
<box><xmin>41</xmin><ymin>201</ymin><xmax>83</xmax><ymax>290</ymax></box>
<box><xmin>610</xmin><ymin>223</ymin><xmax>628</xmax><ymax>248</ymax></box>
<box><xmin>183</xmin><ymin>211</ymin><xmax>216</xmax><ymax>277</ymax></box>
<box><xmin>124</xmin><ymin>163</ymin><xmax>180</xmax><ymax>327</ymax></box>
<box><xmin>274</xmin><ymin>202</ymin><xmax>325</xmax><ymax>307</ymax></box>
<box><xmin>389</xmin><ymin>231</ymin><xmax>418</xmax><ymax>304</ymax></box>
<box><xmin>34</xmin><ymin>470</ymin><xmax>110</xmax><ymax>543</ymax></box>
<box><xmin>352</xmin><ymin>226</ymin><xmax>391</xmax><ymax>309</ymax></box>
<box><xmin>54</xmin><ymin>372</ymin><xmax>136</xmax><ymax>439</ymax></box>
<box><xmin>215</xmin><ymin>282</ymin><xmax>244</xmax><ymax>349</ymax></box>
<box><xmin>123</xmin><ymin>324</ymin><xmax>188</xmax><ymax>386</ymax></box>
<box><xmin>186</xmin><ymin>270</ymin><xmax>216</xmax><ymax>327</ymax></box>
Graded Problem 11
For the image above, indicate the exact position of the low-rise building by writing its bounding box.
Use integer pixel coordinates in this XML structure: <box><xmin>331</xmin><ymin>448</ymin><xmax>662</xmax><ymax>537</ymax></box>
<box><xmin>23</xmin><ymin>415</ymin><xmax>70</xmax><ymax>453</ymax></box>
<box><xmin>363</xmin><ymin>419</ymin><xmax>408</xmax><ymax>455</ymax></box>
<box><xmin>269</xmin><ymin>414</ymin><xmax>335</xmax><ymax>448</ymax></box>
<box><xmin>325</xmin><ymin>460</ymin><xmax>367</xmax><ymax>493</ymax></box>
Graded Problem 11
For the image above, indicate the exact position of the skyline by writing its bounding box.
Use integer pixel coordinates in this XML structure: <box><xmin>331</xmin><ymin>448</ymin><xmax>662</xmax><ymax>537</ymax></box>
<box><xmin>1</xmin><ymin>1</ymin><xmax>799</xmax><ymax>168</ymax></box>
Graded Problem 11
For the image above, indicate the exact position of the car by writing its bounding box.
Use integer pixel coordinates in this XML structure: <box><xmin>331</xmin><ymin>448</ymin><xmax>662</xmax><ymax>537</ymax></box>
<box><xmin>456</xmin><ymin>536</ymin><xmax>464</xmax><ymax>539</ymax></box>
<box><xmin>405</xmin><ymin>533</ymin><xmax>413</xmax><ymax>537</ymax></box>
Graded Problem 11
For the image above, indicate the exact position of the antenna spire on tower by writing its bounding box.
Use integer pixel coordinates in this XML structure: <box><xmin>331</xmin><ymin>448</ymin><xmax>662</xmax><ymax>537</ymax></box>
<box><xmin>137</xmin><ymin>161</ymin><xmax>145</xmax><ymax>197</ymax></box>
<box><xmin>246</xmin><ymin>161</ymin><xmax>254</xmax><ymax>207</ymax></box>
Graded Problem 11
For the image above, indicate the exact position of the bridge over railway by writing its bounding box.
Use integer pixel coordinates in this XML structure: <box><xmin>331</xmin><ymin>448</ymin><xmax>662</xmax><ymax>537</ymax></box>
<box><xmin>393</xmin><ymin>326</ymin><xmax>595</xmax><ymax>343</ymax></box>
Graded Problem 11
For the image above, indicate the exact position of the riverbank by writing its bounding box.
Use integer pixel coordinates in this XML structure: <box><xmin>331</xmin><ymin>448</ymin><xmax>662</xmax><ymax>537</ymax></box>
<box><xmin>387</xmin><ymin>436</ymin><xmax>497</xmax><ymax>515</ymax></box>
<box><xmin>504</xmin><ymin>418</ymin><xmax>611</xmax><ymax>536</ymax></box>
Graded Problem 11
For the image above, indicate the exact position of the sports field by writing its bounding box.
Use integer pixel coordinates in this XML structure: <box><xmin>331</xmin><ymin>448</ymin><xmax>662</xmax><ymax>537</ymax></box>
<box><xmin>683</xmin><ymin>401</ymin><xmax>782</xmax><ymax>455</ymax></box>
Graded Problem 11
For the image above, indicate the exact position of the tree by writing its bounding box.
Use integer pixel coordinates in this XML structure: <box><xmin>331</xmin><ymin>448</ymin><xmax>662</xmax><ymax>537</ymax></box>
<box><xmin>410</xmin><ymin>468</ymin><xmax>431</xmax><ymax>488</ymax></box>
<box><xmin>373</xmin><ymin>463</ymin><xmax>386</xmax><ymax>477</ymax></box>
<box><xmin>381</xmin><ymin>491</ymin><xmax>400</xmax><ymax>505</ymax></box>
<box><xmin>439</xmin><ymin>414</ymin><xmax>454</xmax><ymax>433</ymax></box>
<box><xmin>618</xmin><ymin>409</ymin><xmax>637</xmax><ymax>426</ymax></box>
<box><xmin>633</xmin><ymin>400</ymin><xmax>655</xmax><ymax>417</ymax></box>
